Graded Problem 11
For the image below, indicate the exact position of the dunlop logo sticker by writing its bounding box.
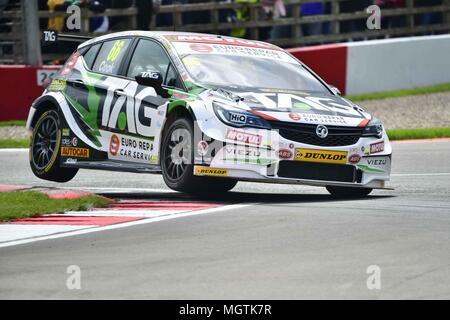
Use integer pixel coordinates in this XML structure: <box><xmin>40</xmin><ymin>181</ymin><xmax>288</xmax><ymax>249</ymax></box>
<box><xmin>194</xmin><ymin>166</ymin><xmax>228</xmax><ymax>177</ymax></box>
<box><xmin>294</xmin><ymin>148</ymin><xmax>347</xmax><ymax>164</ymax></box>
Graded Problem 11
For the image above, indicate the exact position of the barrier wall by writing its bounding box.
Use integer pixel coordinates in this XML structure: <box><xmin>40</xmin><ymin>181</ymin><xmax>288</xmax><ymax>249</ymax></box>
<box><xmin>346</xmin><ymin>35</ymin><xmax>450</xmax><ymax>95</ymax></box>
<box><xmin>288</xmin><ymin>44</ymin><xmax>347</xmax><ymax>95</ymax></box>
<box><xmin>0</xmin><ymin>65</ymin><xmax>60</xmax><ymax>121</ymax></box>
<box><xmin>288</xmin><ymin>34</ymin><xmax>450</xmax><ymax>96</ymax></box>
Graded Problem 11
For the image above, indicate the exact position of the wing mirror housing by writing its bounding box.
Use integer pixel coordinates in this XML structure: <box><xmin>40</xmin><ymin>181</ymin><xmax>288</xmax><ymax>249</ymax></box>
<box><xmin>135</xmin><ymin>71</ymin><xmax>170</xmax><ymax>98</ymax></box>
<box><xmin>329</xmin><ymin>85</ymin><xmax>342</xmax><ymax>96</ymax></box>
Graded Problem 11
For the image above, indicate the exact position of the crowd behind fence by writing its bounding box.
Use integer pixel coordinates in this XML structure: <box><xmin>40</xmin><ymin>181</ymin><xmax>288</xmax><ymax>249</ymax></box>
<box><xmin>0</xmin><ymin>0</ymin><xmax>449</xmax><ymax>64</ymax></box>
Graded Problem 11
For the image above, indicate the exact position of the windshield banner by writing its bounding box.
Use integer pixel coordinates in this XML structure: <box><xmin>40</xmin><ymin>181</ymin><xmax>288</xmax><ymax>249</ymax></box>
<box><xmin>172</xmin><ymin>42</ymin><xmax>297</xmax><ymax>63</ymax></box>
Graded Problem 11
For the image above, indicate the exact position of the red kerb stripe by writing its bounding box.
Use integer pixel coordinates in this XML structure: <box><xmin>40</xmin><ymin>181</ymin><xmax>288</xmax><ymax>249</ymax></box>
<box><xmin>8</xmin><ymin>216</ymin><xmax>142</xmax><ymax>226</ymax></box>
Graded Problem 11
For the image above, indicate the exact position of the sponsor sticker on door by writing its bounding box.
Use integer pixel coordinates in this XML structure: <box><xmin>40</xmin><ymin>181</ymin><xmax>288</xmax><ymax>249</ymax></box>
<box><xmin>106</xmin><ymin>132</ymin><xmax>154</xmax><ymax>164</ymax></box>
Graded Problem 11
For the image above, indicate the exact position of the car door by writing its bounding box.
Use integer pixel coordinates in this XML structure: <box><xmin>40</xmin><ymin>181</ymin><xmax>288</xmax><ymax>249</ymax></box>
<box><xmin>63</xmin><ymin>38</ymin><xmax>134</xmax><ymax>151</ymax></box>
<box><xmin>109</xmin><ymin>38</ymin><xmax>183</xmax><ymax>165</ymax></box>
<box><xmin>90</xmin><ymin>38</ymin><xmax>134</xmax><ymax>138</ymax></box>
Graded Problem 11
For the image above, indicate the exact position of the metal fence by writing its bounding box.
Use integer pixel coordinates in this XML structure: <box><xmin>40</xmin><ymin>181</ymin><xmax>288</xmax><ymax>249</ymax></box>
<box><xmin>1</xmin><ymin>0</ymin><xmax>450</xmax><ymax>64</ymax></box>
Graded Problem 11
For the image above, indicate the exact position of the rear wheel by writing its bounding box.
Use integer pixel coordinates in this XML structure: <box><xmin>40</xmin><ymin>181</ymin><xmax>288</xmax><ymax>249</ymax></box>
<box><xmin>30</xmin><ymin>110</ymin><xmax>78</xmax><ymax>182</ymax></box>
<box><xmin>326</xmin><ymin>186</ymin><xmax>373</xmax><ymax>198</ymax></box>
<box><xmin>161</xmin><ymin>117</ymin><xmax>237</xmax><ymax>193</ymax></box>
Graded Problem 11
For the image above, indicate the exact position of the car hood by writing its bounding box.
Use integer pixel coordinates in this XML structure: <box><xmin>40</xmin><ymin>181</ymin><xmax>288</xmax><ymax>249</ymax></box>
<box><xmin>205</xmin><ymin>87</ymin><xmax>372</xmax><ymax>127</ymax></box>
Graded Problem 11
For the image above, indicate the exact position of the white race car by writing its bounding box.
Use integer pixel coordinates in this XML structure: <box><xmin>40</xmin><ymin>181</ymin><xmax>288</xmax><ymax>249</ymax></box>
<box><xmin>27</xmin><ymin>31</ymin><xmax>391</xmax><ymax>197</ymax></box>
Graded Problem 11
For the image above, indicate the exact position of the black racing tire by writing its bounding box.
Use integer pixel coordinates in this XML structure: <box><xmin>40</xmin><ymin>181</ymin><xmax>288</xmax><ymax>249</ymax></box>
<box><xmin>326</xmin><ymin>186</ymin><xmax>373</xmax><ymax>198</ymax></box>
<box><xmin>29</xmin><ymin>110</ymin><xmax>78</xmax><ymax>183</ymax></box>
<box><xmin>161</xmin><ymin>117</ymin><xmax>237</xmax><ymax>194</ymax></box>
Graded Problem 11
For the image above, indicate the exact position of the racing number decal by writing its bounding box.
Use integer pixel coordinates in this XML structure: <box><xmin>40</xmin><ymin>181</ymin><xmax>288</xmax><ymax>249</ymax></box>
<box><xmin>107</xmin><ymin>40</ymin><xmax>125</xmax><ymax>62</ymax></box>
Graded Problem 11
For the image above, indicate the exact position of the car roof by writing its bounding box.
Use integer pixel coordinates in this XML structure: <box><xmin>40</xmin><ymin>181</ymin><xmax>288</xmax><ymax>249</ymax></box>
<box><xmin>78</xmin><ymin>31</ymin><xmax>283</xmax><ymax>52</ymax></box>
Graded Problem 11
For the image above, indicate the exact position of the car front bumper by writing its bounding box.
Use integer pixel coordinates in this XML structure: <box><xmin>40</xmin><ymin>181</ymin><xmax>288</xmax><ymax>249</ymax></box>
<box><xmin>193</xmin><ymin>122</ymin><xmax>392</xmax><ymax>189</ymax></box>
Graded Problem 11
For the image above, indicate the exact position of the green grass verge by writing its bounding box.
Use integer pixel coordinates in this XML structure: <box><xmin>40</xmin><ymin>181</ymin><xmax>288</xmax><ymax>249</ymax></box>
<box><xmin>0</xmin><ymin>138</ymin><xmax>29</xmax><ymax>149</ymax></box>
<box><xmin>387</xmin><ymin>127</ymin><xmax>450</xmax><ymax>141</ymax></box>
<box><xmin>346</xmin><ymin>83</ymin><xmax>450</xmax><ymax>102</ymax></box>
<box><xmin>0</xmin><ymin>191</ymin><xmax>112</xmax><ymax>222</ymax></box>
<box><xmin>0</xmin><ymin>120</ymin><xmax>26</xmax><ymax>127</ymax></box>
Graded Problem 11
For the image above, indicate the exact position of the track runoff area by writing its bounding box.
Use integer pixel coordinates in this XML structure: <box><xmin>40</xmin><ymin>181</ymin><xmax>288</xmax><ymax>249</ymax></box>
<box><xmin>0</xmin><ymin>194</ymin><xmax>249</xmax><ymax>248</ymax></box>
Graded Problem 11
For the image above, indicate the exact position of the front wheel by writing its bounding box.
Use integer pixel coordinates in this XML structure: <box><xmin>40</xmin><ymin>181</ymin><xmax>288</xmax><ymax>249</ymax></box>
<box><xmin>30</xmin><ymin>110</ymin><xmax>78</xmax><ymax>182</ymax></box>
<box><xmin>161</xmin><ymin>118</ymin><xmax>237</xmax><ymax>194</ymax></box>
<box><xmin>326</xmin><ymin>186</ymin><xmax>373</xmax><ymax>198</ymax></box>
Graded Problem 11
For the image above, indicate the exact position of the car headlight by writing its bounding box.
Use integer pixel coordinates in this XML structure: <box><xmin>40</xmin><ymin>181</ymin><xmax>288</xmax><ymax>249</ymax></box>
<box><xmin>213</xmin><ymin>102</ymin><xmax>271</xmax><ymax>129</ymax></box>
<box><xmin>362</xmin><ymin>117</ymin><xmax>384</xmax><ymax>138</ymax></box>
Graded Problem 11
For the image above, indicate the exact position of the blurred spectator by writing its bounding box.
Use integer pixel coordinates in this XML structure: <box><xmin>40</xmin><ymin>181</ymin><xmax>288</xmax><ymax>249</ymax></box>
<box><xmin>231</xmin><ymin>0</ymin><xmax>257</xmax><ymax>38</ymax></box>
<box><xmin>216</xmin><ymin>0</ymin><xmax>234</xmax><ymax>36</ymax></box>
<box><xmin>46</xmin><ymin>0</ymin><xmax>107</xmax><ymax>32</ymax></box>
<box><xmin>109</xmin><ymin>0</ymin><xmax>133</xmax><ymax>30</ymax></box>
<box><xmin>300</xmin><ymin>1</ymin><xmax>325</xmax><ymax>36</ymax></box>
<box><xmin>341</xmin><ymin>0</ymin><xmax>374</xmax><ymax>33</ymax></box>
<box><xmin>269</xmin><ymin>0</ymin><xmax>291</xmax><ymax>41</ymax></box>
<box><xmin>156</xmin><ymin>0</ymin><xmax>211</xmax><ymax>28</ymax></box>
<box><xmin>136</xmin><ymin>0</ymin><xmax>154</xmax><ymax>30</ymax></box>
<box><xmin>229</xmin><ymin>0</ymin><xmax>286</xmax><ymax>39</ymax></box>
<box><xmin>322</xmin><ymin>1</ymin><xmax>332</xmax><ymax>35</ymax></box>
<box><xmin>89</xmin><ymin>0</ymin><xmax>109</xmax><ymax>33</ymax></box>
<box><xmin>47</xmin><ymin>0</ymin><xmax>66</xmax><ymax>31</ymax></box>
<box><xmin>184</xmin><ymin>0</ymin><xmax>211</xmax><ymax>25</ymax></box>
<box><xmin>376</xmin><ymin>0</ymin><xmax>405</xmax><ymax>29</ymax></box>
<box><xmin>415</xmin><ymin>0</ymin><xmax>443</xmax><ymax>28</ymax></box>
<box><xmin>271</xmin><ymin>1</ymin><xmax>325</xmax><ymax>41</ymax></box>
<box><xmin>157</xmin><ymin>0</ymin><xmax>187</xmax><ymax>27</ymax></box>
<box><xmin>259</xmin><ymin>0</ymin><xmax>285</xmax><ymax>40</ymax></box>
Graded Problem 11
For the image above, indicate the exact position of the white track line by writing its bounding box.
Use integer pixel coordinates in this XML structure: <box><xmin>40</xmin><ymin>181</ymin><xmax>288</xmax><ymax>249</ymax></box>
<box><xmin>0</xmin><ymin>225</ymin><xmax>88</xmax><ymax>243</ymax></box>
<box><xmin>57</xmin><ymin>210</ymin><xmax>185</xmax><ymax>217</ymax></box>
<box><xmin>0</xmin><ymin>203</ymin><xmax>252</xmax><ymax>248</ymax></box>
<box><xmin>0</xmin><ymin>148</ymin><xmax>28</xmax><ymax>153</ymax></box>
<box><xmin>392</xmin><ymin>173</ymin><xmax>450</xmax><ymax>177</ymax></box>
<box><xmin>58</xmin><ymin>186</ymin><xmax>175</xmax><ymax>193</ymax></box>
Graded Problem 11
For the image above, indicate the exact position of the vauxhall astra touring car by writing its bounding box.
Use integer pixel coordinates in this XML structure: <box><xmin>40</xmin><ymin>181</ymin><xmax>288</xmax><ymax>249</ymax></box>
<box><xmin>27</xmin><ymin>31</ymin><xmax>392</xmax><ymax>197</ymax></box>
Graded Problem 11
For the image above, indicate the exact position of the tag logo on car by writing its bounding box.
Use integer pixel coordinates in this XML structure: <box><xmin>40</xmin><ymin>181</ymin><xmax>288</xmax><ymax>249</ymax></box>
<box><xmin>141</xmin><ymin>71</ymin><xmax>160</xmax><ymax>79</ymax></box>
<box><xmin>316</xmin><ymin>125</ymin><xmax>328</xmax><ymax>139</ymax></box>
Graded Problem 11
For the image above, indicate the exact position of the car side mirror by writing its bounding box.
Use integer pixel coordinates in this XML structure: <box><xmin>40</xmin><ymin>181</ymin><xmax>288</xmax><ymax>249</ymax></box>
<box><xmin>329</xmin><ymin>85</ymin><xmax>341</xmax><ymax>96</ymax></box>
<box><xmin>135</xmin><ymin>71</ymin><xmax>169</xmax><ymax>98</ymax></box>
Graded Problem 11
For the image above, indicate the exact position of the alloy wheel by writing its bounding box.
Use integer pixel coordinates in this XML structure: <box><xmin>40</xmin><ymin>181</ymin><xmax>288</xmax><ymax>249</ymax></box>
<box><xmin>32</xmin><ymin>114</ymin><xmax>58</xmax><ymax>170</ymax></box>
<box><xmin>163</xmin><ymin>127</ymin><xmax>192</xmax><ymax>181</ymax></box>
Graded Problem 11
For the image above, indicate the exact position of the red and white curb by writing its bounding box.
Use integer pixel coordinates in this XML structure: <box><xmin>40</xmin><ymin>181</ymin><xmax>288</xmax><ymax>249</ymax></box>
<box><xmin>0</xmin><ymin>201</ymin><xmax>250</xmax><ymax>248</ymax></box>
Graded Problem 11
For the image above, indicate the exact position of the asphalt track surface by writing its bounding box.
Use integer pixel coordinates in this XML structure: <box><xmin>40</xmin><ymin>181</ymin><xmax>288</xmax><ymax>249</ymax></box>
<box><xmin>0</xmin><ymin>140</ymin><xmax>449</xmax><ymax>299</ymax></box>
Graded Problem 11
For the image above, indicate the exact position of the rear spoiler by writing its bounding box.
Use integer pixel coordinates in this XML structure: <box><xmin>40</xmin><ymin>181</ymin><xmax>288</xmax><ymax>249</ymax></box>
<box><xmin>42</xmin><ymin>30</ymin><xmax>93</xmax><ymax>44</ymax></box>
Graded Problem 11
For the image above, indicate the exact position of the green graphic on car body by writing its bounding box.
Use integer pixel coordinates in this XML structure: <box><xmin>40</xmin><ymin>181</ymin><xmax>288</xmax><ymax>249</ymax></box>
<box><xmin>357</xmin><ymin>164</ymin><xmax>385</xmax><ymax>173</ymax></box>
<box><xmin>223</xmin><ymin>158</ymin><xmax>275</xmax><ymax>165</ymax></box>
<box><xmin>62</xmin><ymin>71</ymin><xmax>104</xmax><ymax>147</ymax></box>
<box><xmin>293</xmin><ymin>102</ymin><xmax>312</xmax><ymax>111</ymax></box>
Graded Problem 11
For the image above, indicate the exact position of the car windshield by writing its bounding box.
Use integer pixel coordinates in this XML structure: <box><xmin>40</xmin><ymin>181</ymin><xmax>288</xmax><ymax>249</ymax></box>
<box><xmin>181</xmin><ymin>53</ymin><xmax>329</xmax><ymax>93</ymax></box>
